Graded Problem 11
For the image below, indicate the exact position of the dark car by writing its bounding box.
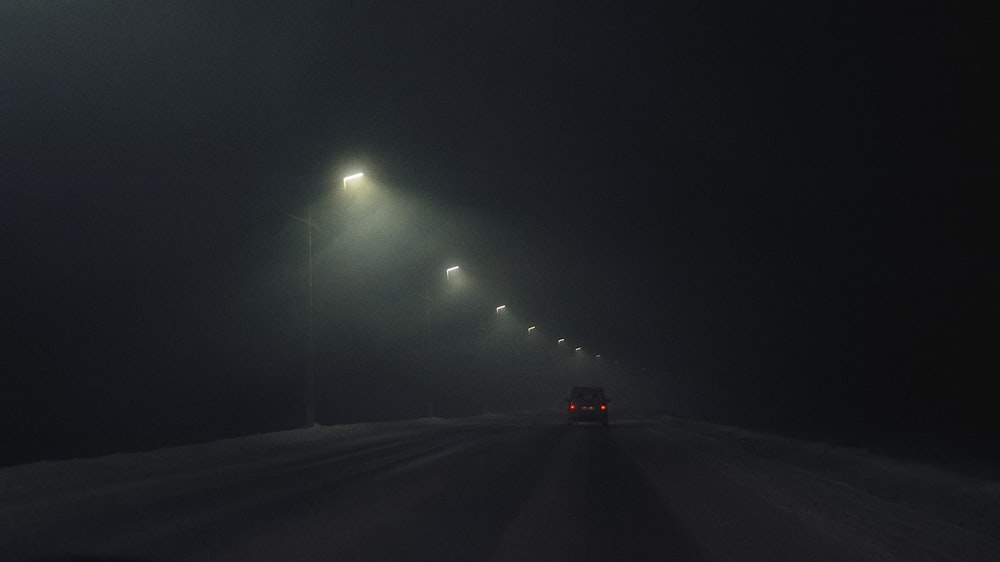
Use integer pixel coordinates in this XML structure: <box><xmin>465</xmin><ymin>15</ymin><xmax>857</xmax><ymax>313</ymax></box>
<box><xmin>566</xmin><ymin>386</ymin><xmax>609</xmax><ymax>426</ymax></box>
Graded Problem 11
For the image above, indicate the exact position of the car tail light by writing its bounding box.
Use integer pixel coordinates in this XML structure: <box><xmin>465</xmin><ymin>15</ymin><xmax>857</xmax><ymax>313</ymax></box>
<box><xmin>569</xmin><ymin>403</ymin><xmax>576</xmax><ymax>410</ymax></box>
<box><xmin>600</xmin><ymin>404</ymin><xmax>607</xmax><ymax>410</ymax></box>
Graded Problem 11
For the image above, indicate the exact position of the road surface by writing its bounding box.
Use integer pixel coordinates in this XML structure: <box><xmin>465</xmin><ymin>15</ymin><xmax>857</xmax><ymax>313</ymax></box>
<box><xmin>2</xmin><ymin>413</ymin><xmax>997</xmax><ymax>561</ymax></box>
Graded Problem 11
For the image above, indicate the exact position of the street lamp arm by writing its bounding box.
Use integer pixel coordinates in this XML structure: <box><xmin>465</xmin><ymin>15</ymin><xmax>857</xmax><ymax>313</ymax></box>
<box><xmin>287</xmin><ymin>213</ymin><xmax>324</xmax><ymax>232</ymax></box>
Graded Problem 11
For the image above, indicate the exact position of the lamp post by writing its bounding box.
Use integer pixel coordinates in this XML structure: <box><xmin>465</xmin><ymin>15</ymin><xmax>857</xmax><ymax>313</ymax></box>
<box><xmin>414</xmin><ymin>266</ymin><xmax>461</xmax><ymax>417</ymax></box>
<box><xmin>419</xmin><ymin>266</ymin><xmax>462</xmax><ymax>348</ymax></box>
<box><xmin>290</xmin><ymin>172</ymin><xmax>364</xmax><ymax>428</ymax></box>
<box><xmin>412</xmin><ymin>266</ymin><xmax>461</xmax><ymax>346</ymax></box>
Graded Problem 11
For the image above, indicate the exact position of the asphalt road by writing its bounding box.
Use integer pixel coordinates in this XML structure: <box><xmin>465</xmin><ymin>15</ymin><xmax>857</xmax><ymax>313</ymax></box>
<box><xmin>2</xmin><ymin>414</ymin><xmax>997</xmax><ymax>561</ymax></box>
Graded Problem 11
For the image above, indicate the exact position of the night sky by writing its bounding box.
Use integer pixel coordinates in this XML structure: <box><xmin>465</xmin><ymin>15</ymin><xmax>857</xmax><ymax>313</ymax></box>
<box><xmin>3</xmin><ymin>2</ymin><xmax>994</xmax><ymax>465</ymax></box>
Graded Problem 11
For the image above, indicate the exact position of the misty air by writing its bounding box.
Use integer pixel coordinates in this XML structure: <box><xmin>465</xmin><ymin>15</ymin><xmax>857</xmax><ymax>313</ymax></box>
<box><xmin>2</xmin><ymin>2</ymin><xmax>995</xmax><ymax>561</ymax></box>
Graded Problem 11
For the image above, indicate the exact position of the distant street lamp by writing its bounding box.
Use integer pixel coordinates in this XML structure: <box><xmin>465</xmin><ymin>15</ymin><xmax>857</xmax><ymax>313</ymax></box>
<box><xmin>417</xmin><ymin>264</ymin><xmax>461</xmax><ymax>363</ymax></box>
<box><xmin>527</xmin><ymin>326</ymin><xmax>536</xmax><ymax>334</ymax></box>
<box><xmin>496</xmin><ymin>305</ymin><xmax>506</xmax><ymax>315</ymax></box>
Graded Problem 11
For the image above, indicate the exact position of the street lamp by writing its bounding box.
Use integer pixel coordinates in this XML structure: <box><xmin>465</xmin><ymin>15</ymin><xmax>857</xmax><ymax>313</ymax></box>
<box><xmin>496</xmin><ymin>305</ymin><xmax>506</xmax><ymax>315</ymax></box>
<box><xmin>417</xmin><ymin>265</ymin><xmax>462</xmax><ymax>417</ymax></box>
<box><xmin>293</xmin><ymin>171</ymin><xmax>364</xmax><ymax>428</ymax></box>
<box><xmin>527</xmin><ymin>325</ymin><xmax>536</xmax><ymax>334</ymax></box>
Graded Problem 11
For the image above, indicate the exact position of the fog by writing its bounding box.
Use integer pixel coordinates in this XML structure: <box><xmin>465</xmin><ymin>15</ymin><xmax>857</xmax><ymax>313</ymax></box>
<box><xmin>3</xmin><ymin>172</ymin><xmax>668</xmax><ymax>466</ymax></box>
<box><xmin>2</xmin><ymin>2</ymin><xmax>992</xmax><ymax>469</ymax></box>
<box><xmin>243</xmin><ymin>176</ymin><xmax>659</xmax><ymax>422</ymax></box>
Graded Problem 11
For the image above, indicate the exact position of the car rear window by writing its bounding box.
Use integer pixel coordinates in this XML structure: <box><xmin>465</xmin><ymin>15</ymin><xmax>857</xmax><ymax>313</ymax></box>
<box><xmin>572</xmin><ymin>389</ymin><xmax>604</xmax><ymax>401</ymax></box>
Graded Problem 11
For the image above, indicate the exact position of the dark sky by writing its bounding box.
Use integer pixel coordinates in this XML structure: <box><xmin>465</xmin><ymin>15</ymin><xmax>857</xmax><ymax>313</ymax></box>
<box><xmin>2</xmin><ymin>2</ymin><xmax>994</xmax><ymax>463</ymax></box>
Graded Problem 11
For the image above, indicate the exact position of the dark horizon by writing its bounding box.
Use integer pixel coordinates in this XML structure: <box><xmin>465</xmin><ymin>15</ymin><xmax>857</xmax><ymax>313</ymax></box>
<box><xmin>2</xmin><ymin>2</ymin><xmax>994</xmax><ymax>468</ymax></box>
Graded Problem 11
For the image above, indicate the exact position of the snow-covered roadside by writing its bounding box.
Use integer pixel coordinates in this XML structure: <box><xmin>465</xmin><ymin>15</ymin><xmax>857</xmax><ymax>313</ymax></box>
<box><xmin>650</xmin><ymin>415</ymin><xmax>1000</xmax><ymax>557</ymax></box>
<box><xmin>0</xmin><ymin>416</ymin><xmax>459</xmax><ymax>507</ymax></box>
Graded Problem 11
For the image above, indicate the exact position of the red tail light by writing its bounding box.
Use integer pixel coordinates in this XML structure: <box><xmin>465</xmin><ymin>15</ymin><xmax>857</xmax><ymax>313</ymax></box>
<box><xmin>600</xmin><ymin>404</ymin><xmax>607</xmax><ymax>410</ymax></box>
<box><xmin>569</xmin><ymin>403</ymin><xmax>576</xmax><ymax>410</ymax></box>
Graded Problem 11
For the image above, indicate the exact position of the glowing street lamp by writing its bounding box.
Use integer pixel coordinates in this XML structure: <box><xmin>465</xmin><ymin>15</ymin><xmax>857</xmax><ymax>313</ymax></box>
<box><xmin>343</xmin><ymin>172</ymin><xmax>364</xmax><ymax>189</ymax></box>
<box><xmin>446</xmin><ymin>265</ymin><xmax>460</xmax><ymax>279</ymax></box>
<box><xmin>496</xmin><ymin>305</ymin><xmax>506</xmax><ymax>315</ymax></box>
<box><xmin>527</xmin><ymin>326</ymin><xmax>536</xmax><ymax>334</ymax></box>
<box><xmin>557</xmin><ymin>338</ymin><xmax>566</xmax><ymax>344</ymax></box>
<box><xmin>290</xmin><ymin>170</ymin><xmax>366</xmax><ymax>428</ymax></box>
